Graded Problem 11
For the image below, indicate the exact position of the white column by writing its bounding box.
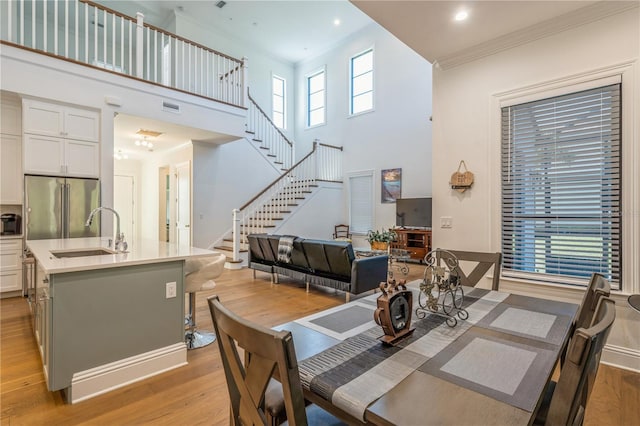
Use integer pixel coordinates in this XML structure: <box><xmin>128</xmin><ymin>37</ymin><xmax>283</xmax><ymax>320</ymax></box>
<box><xmin>242</xmin><ymin>56</ymin><xmax>249</xmax><ymax>108</ymax></box>
<box><xmin>232</xmin><ymin>209</ymin><xmax>241</xmax><ymax>262</ymax></box>
<box><xmin>135</xmin><ymin>12</ymin><xmax>144</xmax><ymax>78</ymax></box>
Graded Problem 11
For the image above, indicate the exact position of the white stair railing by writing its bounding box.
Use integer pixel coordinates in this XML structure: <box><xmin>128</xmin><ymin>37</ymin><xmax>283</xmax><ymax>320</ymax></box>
<box><xmin>230</xmin><ymin>142</ymin><xmax>343</xmax><ymax>262</ymax></box>
<box><xmin>246</xmin><ymin>90</ymin><xmax>294</xmax><ymax>169</ymax></box>
<box><xmin>0</xmin><ymin>0</ymin><xmax>246</xmax><ymax>108</ymax></box>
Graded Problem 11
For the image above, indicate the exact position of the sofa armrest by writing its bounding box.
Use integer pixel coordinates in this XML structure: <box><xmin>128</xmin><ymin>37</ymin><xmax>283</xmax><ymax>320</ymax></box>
<box><xmin>350</xmin><ymin>255</ymin><xmax>389</xmax><ymax>294</ymax></box>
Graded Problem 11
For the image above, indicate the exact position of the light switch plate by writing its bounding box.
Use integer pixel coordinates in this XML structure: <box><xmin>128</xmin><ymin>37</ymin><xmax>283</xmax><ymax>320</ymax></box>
<box><xmin>441</xmin><ymin>216</ymin><xmax>453</xmax><ymax>229</ymax></box>
<box><xmin>166</xmin><ymin>282</ymin><xmax>177</xmax><ymax>298</ymax></box>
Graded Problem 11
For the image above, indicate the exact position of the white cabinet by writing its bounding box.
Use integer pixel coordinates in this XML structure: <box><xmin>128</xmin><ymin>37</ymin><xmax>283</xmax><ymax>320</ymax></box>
<box><xmin>0</xmin><ymin>238</ymin><xmax>23</xmax><ymax>294</ymax></box>
<box><xmin>23</xmin><ymin>135</ymin><xmax>99</xmax><ymax>178</ymax></box>
<box><xmin>23</xmin><ymin>100</ymin><xmax>99</xmax><ymax>142</ymax></box>
<box><xmin>22</xmin><ymin>100</ymin><xmax>100</xmax><ymax>178</ymax></box>
<box><xmin>0</xmin><ymin>134</ymin><xmax>23</xmax><ymax>204</ymax></box>
<box><xmin>1</xmin><ymin>99</ymin><xmax>23</xmax><ymax>204</ymax></box>
<box><xmin>1</xmin><ymin>101</ymin><xmax>22</xmax><ymax>136</ymax></box>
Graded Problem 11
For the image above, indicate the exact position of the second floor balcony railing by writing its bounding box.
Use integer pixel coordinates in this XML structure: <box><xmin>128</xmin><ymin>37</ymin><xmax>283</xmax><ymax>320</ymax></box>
<box><xmin>0</xmin><ymin>0</ymin><xmax>247</xmax><ymax>108</ymax></box>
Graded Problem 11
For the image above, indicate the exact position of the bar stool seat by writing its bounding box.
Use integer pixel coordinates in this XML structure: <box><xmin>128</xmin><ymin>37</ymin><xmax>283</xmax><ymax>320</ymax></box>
<box><xmin>184</xmin><ymin>254</ymin><xmax>226</xmax><ymax>349</ymax></box>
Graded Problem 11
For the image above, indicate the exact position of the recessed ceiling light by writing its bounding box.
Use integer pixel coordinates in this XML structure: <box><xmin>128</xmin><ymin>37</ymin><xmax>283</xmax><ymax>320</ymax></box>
<box><xmin>333</xmin><ymin>18</ymin><xmax>341</xmax><ymax>26</ymax></box>
<box><xmin>454</xmin><ymin>10</ymin><xmax>469</xmax><ymax>21</ymax></box>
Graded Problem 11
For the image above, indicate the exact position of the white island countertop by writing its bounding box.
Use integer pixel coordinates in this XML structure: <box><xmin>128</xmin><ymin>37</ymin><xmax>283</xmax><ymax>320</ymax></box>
<box><xmin>27</xmin><ymin>237</ymin><xmax>219</xmax><ymax>274</ymax></box>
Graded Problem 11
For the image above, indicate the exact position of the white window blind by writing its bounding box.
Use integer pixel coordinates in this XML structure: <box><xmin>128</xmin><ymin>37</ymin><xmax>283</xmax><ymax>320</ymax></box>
<box><xmin>349</xmin><ymin>174</ymin><xmax>373</xmax><ymax>234</ymax></box>
<box><xmin>501</xmin><ymin>84</ymin><xmax>621</xmax><ymax>289</ymax></box>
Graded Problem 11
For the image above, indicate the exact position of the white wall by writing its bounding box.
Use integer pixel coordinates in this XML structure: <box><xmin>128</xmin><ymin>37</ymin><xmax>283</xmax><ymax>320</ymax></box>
<box><xmin>432</xmin><ymin>9</ymin><xmax>640</xmax><ymax>370</ymax></box>
<box><xmin>192</xmin><ymin>140</ymin><xmax>281</xmax><ymax>249</ymax></box>
<box><xmin>294</xmin><ymin>24</ymin><xmax>432</xmax><ymax>233</ymax></box>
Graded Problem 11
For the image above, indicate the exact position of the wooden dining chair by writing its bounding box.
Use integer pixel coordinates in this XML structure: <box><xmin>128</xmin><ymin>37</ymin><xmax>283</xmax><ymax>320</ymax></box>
<box><xmin>207</xmin><ymin>295</ymin><xmax>345</xmax><ymax>426</ymax></box>
<box><xmin>333</xmin><ymin>224</ymin><xmax>351</xmax><ymax>240</ymax></box>
<box><xmin>436</xmin><ymin>249</ymin><xmax>502</xmax><ymax>290</ymax></box>
<box><xmin>534</xmin><ymin>297</ymin><xmax>616</xmax><ymax>426</ymax></box>
<box><xmin>574</xmin><ymin>273</ymin><xmax>611</xmax><ymax>331</ymax></box>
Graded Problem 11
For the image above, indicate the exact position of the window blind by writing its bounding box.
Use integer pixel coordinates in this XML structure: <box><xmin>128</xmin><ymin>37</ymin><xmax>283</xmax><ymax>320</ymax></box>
<box><xmin>349</xmin><ymin>174</ymin><xmax>373</xmax><ymax>234</ymax></box>
<box><xmin>501</xmin><ymin>84</ymin><xmax>621</xmax><ymax>289</ymax></box>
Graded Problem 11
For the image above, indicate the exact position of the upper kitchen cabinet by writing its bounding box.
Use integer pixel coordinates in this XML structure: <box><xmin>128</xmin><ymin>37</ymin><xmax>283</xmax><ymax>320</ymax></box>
<box><xmin>0</xmin><ymin>134</ymin><xmax>23</xmax><ymax>203</ymax></box>
<box><xmin>23</xmin><ymin>134</ymin><xmax>99</xmax><ymax>178</ymax></box>
<box><xmin>1</xmin><ymin>99</ymin><xmax>23</xmax><ymax>204</ymax></box>
<box><xmin>1</xmin><ymin>100</ymin><xmax>22</xmax><ymax>136</ymax></box>
<box><xmin>22</xmin><ymin>99</ymin><xmax>100</xmax><ymax>178</ymax></box>
<box><xmin>23</xmin><ymin>99</ymin><xmax>99</xmax><ymax>142</ymax></box>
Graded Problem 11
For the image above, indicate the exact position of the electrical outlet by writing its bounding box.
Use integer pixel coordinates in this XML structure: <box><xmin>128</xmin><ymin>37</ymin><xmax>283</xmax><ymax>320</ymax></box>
<box><xmin>440</xmin><ymin>216</ymin><xmax>453</xmax><ymax>229</ymax></box>
<box><xmin>166</xmin><ymin>281</ymin><xmax>177</xmax><ymax>298</ymax></box>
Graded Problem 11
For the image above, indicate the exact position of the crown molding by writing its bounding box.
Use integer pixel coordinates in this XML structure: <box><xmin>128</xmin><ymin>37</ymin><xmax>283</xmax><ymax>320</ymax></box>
<box><xmin>435</xmin><ymin>1</ymin><xmax>639</xmax><ymax>71</ymax></box>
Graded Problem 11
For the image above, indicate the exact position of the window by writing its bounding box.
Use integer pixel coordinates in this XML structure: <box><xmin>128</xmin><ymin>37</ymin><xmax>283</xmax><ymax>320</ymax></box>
<box><xmin>348</xmin><ymin>172</ymin><xmax>374</xmax><ymax>234</ymax></box>
<box><xmin>272</xmin><ymin>75</ymin><xmax>285</xmax><ymax>129</ymax></box>
<box><xmin>307</xmin><ymin>69</ymin><xmax>325</xmax><ymax>127</ymax></box>
<box><xmin>501</xmin><ymin>84</ymin><xmax>621</xmax><ymax>289</ymax></box>
<box><xmin>350</xmin><ymin>48</ymin><xmax>373</xmax><ymax>115</ymax></box>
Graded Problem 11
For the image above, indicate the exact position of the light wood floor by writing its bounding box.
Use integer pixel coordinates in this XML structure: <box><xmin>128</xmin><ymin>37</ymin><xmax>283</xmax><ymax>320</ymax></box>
<box><xmin>1</xmin><ymin>265</ymin><xmax>638</xmax><ymax>425</ymax></box>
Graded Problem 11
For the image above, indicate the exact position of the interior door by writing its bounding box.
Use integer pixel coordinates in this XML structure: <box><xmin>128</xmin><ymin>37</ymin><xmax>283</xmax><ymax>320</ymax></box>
<box><xmin>175</xmin><ymin>161</ymin><xmax>191</xmax><ymax>248</ymax></box>
<box><xmin>114</xmin><ymin>174</ymin><xmax>135</xmax><ymax>243</ymax></box>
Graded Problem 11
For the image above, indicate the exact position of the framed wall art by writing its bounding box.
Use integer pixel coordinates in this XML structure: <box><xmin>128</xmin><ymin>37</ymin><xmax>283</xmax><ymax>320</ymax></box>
<box><xmin>381</xmin><ymin>168</ymin><xmax>401</xmax><ymax>203</ymax></box>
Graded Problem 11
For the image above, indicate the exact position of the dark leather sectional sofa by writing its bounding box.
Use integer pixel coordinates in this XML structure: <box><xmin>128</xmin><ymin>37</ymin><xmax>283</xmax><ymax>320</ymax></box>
<box><xmin>247</xmin><ymin>233</ymin><xmax>388</xmax><ymax>301</ymax></box>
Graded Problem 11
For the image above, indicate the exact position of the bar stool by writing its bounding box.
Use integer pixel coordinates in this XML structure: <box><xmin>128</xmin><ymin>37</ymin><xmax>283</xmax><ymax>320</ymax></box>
<box><xmin>184</xmin><ymin>254</ymin><xmax>226</xmax><ymax>349</ymax></box>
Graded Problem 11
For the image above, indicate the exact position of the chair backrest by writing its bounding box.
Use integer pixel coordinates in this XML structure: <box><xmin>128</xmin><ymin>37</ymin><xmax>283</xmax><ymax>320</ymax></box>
<box><xmin>546</xmin><ymin>297</ymin><xmax>616</xmax><ymax>426</ymax></box>
<box><xmin>436</xmin><ymin>249</ymin><xmax>502</xmax><ymax>290</ymax></box>
<box><xmin>208</xmin><ymin>295</ymin><xmax>308</xmax><ymax>426</ymax></box>
<box><xmin>333</xmin><ymin>224</ymin><xmax>351</xmax><ymax>239</ymax></box>
<box><xmin>574</xmin><ymin>273</ymin><xmax>611</xmax><ymax>331</ymax></box>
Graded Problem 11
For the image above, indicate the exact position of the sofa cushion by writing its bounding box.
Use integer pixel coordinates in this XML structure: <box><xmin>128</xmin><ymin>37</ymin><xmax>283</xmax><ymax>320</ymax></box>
<box><xmin>289</xmin><ymin>237</ymin><xmax>311</xmax><ymax>271</ymax></box>
<box><xmin>301</xmin><ymin>239</ymin><xmax>331</xmax><ymax>273</ymax></box>
<box><xmin>247</xmin><ymin>234</ymin><xmax>265</xmax><ymax>262</ymax></box>
<box><xmin>323</xmin><ymin>241</ymin><xmax>355</xmax><ymax>280</ymax></box>
<box><xmin>256</xmin><ymin>234</ymin><xmax>277</xmax><ymax>263</ymax></box>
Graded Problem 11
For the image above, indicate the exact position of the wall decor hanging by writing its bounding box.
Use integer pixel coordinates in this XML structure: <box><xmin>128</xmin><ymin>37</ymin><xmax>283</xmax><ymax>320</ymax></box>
<box><xmin>450</xmin><ymin>160</ymin><xmax>474</xmax><ymax>193</ymax></box>
<box><xmin>381</xmin><ymin>168</ymin><xmax>402</xmax><ymax>203</ymax></box>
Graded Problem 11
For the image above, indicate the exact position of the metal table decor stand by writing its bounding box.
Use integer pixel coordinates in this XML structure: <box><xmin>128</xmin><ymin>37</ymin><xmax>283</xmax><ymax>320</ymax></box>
<box><xmin>416</xmin><ymin>249</ymin><xmax>469</xmax><ymax>327</ymax></box>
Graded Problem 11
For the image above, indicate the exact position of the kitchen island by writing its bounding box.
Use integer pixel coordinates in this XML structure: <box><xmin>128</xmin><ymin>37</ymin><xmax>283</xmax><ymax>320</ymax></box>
<box><xmin>27</xmin><ymin>237</ymin><xmax>219</xmax><ymax>403</ymax></box>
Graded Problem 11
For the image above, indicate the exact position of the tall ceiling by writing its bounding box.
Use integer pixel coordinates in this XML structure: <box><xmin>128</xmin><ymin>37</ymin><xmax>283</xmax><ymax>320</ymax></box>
<box><xmin>104</xmin><ymin>0</ymin><xmax>637</xmax><ymax>157</ymax></box>
<box><xmin>95</xmin><ymin>0</ymin><xmax>375</xmax><ymax>64</ymax></box>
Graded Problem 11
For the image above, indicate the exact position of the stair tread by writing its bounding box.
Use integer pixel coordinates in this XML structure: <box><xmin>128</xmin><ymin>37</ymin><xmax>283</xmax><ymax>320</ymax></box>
<box><xmin>245</xmin><ymin>130</ymin><xmax>255</xmax><ymax>134</ymax></box>
<box><xmin>214</xmin><ymin>246</ymin><xmax>248</xmax><ymax>253</ymax></box>
<box><xmin>259</xmin><ymin>146</ymin><xmax>269</xmax><ymax>150</ymax></box>
<box><xmin>253</xmin><ymin>139</ymin><xmax>264</xmax><ymax>143</ymax></box>
<box><xmin>267</xmin><ymin>154</ymin><xmax>277</xmax><ymax>158</ymax></box>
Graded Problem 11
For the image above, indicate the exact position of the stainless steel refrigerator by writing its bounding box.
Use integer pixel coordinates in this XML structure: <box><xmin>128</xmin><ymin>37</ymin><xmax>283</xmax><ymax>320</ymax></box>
<box><xmin>25</xmin><ymin>175</ymin><xmax>100</xmax><ymax>240</ymax></box>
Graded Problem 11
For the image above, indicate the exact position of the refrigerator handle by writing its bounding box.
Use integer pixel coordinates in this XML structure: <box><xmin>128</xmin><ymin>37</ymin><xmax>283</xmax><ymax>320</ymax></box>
<box><xmin>58</xmin><ymin>182</ymin><xmax>65</xmax><ymax>239</ymax></box>
<box><xmin>65</xmin><ymin>183</ymin><xmax>71</xmax><ymax>238</ymax></box>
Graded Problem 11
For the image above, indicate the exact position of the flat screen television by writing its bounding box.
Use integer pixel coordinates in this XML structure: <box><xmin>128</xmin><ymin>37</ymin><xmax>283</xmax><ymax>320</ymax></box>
<box><xmin>396</xmin><ymin>197</ymin><xmax>432</xmax><ymax>228</ymax></box>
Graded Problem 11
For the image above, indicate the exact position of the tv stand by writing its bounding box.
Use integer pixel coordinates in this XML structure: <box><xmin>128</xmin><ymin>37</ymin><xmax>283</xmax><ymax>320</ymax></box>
<box><xmin>392</xmin><ymin>228</ymin><xmax>432</xmax><ymax>263</ymax></box>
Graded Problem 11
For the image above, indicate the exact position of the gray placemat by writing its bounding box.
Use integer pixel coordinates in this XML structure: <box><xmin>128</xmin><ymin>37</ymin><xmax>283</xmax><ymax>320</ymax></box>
<box><xmin>420</xmin><ymin>326</ymin><xmax>557</xmax><ymax>412</ymax></box>
<box><xmin>310</xmin><ymin>305</ymin><xmax>374</xmax><ymax>333</ymax></box>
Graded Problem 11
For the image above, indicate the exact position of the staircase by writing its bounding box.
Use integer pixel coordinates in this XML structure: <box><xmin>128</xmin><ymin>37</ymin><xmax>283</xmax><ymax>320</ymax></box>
<box><xmin>212</xmin><ymin>141</ymin><xmax>343</xmax><ymax>267</ymax></box>
<box><xmin>245</xmin><ymin>90</ymin><xmax>294</xmax><ymax>171</ymax></box>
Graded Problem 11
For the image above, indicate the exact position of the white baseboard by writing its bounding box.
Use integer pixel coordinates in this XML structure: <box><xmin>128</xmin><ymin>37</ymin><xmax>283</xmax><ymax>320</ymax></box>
<box><xmin>602</xmin><ymin>344</ymin><xmax>640</xmax><ymax>373</ymax></box>
<box><xmin>69</xmin><ymin>343</ymin><xmax>187</xmax><ymax>404</ymax></box>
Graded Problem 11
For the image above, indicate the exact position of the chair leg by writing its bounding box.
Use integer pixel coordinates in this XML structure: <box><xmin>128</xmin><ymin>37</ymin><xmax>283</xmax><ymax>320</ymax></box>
<box><xmin>252</xmin><ymin>269</ymin><xmax>256</xmax><ymax>279</ymax></box>
<box><xmin>306</xmin><ymin>282</ymin><xmax>309</xmax><ymax>293</ymax></box>
<box><xmin>185</xmin><ymin>291</ymin><xmax>216</xmax><ymax>349</ymax></box>
<box><xmin>345</xmin><ymin>293</ymin><xmax>350</xmax><ymax>303</ymax></box>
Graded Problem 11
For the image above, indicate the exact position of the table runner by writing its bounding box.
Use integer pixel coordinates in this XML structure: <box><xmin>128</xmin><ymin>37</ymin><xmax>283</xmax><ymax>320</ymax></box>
<box><xmin>296</xmin><ymin>283</ymin><xmax>573</xmax><ymax>422</ymax></box>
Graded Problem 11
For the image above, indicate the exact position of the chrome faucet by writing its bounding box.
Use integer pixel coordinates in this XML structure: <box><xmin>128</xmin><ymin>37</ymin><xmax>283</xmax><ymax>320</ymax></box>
<box><xmin>85</xmin><ymin>207</ymin><xmax>128</xmax><ymax>252</ymax></box>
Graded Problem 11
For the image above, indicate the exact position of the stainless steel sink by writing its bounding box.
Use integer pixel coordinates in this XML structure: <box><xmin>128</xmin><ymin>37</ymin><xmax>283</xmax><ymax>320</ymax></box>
<box><xmin>51</xmin><ymin>248</ymin><xmax>117</xmax><ymax>258</ymax></box>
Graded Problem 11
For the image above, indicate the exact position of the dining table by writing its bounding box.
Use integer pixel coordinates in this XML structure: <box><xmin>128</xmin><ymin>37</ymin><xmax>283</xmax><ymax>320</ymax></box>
<box><xmin>275</xmin><ymin>280</ymin><xmax>578</xmax><ymax>425</ymax></box>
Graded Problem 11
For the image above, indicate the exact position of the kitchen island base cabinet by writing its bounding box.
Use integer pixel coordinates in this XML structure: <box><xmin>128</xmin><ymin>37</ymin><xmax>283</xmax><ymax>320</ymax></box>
<box><xmin>41</xmin><ymin>261</ymin><xmax>186</xmax><ymax>403</ymax></box>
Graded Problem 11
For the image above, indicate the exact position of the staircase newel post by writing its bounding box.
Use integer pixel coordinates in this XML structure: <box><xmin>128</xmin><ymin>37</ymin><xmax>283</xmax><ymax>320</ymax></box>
<box><xmin>242</xmin><ymin>56</ymin><xmax>249</xmax><ymax>108</ymax></box>
<box><xmin>135</xmin><ymin>12</ymin><xmax>144</xmax><ymax>79</ymax></box>
<box><xmin>232</xmin><ymin>208</ymin><xmax>241</xmax><ymax>262</ymax></box>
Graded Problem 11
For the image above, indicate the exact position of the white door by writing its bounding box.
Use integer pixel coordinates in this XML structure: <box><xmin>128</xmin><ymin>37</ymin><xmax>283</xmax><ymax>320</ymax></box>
<box><xmin>114</xmin><ymin>175</ymin><xmax>135</xmax><ymax>243</ymax></box>
<box><xmin>175</xmin><ymin>161</ymin><xmax>191</xmax><ymax>248</ymax></box>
